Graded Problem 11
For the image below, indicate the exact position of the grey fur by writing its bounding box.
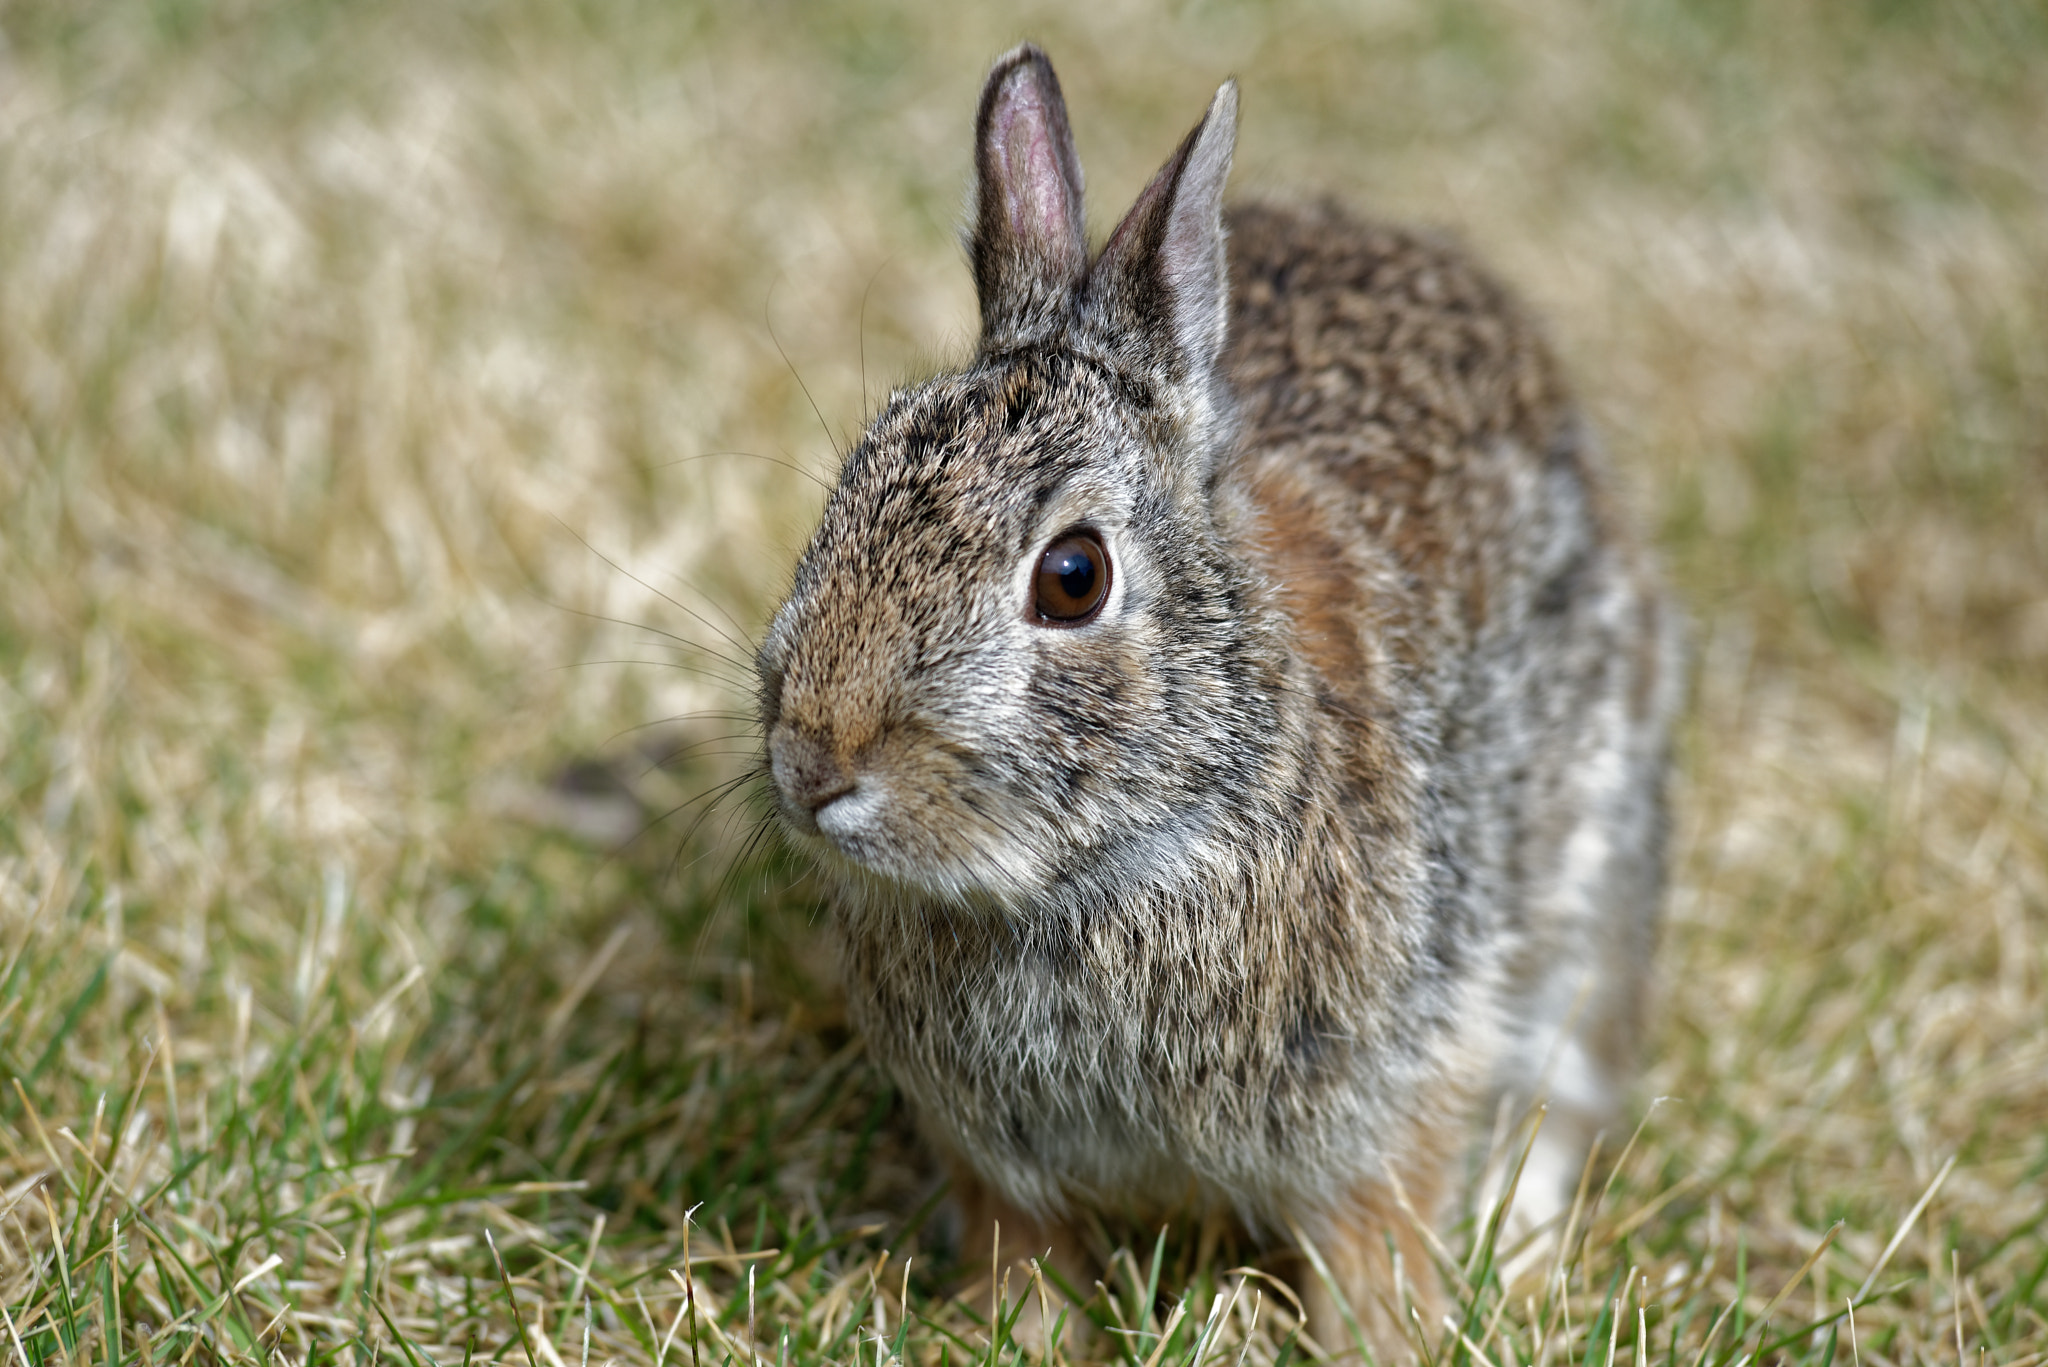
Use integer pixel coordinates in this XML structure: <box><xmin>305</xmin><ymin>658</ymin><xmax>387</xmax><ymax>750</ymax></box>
<box><xmin>757</xmin><ymin>42</ymin><xmax>1681</xmax><ymax>1346</ymax></box>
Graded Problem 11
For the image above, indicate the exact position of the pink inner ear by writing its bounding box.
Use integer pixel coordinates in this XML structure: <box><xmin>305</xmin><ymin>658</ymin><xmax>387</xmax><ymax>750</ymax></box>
<box><xmin>994</xmin><ymin>81</ymin><xmax>1068</xmax><ymax>243</ymax></box>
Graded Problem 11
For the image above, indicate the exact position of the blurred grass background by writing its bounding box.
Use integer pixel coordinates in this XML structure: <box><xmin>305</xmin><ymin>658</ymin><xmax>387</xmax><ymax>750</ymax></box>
<box><xmin>2</xmin><ymin>1</ymin><xmax>2045</xmax><ymax>1364</ymax></box>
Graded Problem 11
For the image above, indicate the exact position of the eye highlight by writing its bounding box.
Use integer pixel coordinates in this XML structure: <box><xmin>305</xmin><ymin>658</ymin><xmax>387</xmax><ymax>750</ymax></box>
<box><xmin>1032</xmin><ymin>530</ymin><xmax>1110</xmax><ymax>626</ymax></box>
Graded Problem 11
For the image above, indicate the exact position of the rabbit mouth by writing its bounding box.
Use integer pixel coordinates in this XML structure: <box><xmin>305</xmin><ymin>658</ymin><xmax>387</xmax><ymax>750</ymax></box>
<box><xmin>809</xmin><ymin>784</ymin><xmax>879</xmax><ymax>844</ymax></box>
<box><xmin>789</xmin><ymin>791</ymin><xmax>1046</xmax><ymax>905</ymax></box>
<box><xmin>768</xmin><ymin>722</ymin><xmax>1047</xmax><ymax>901</ymax></box>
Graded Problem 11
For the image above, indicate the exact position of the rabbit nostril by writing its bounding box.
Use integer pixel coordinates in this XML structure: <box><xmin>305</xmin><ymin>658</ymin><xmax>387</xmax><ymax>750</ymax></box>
<box><xmin>769</xmin><ymin>725</ymin><xmax>856</xmax><ymax>818</ymax></box>
<box><xmin>805</xmin><ymin>775</ymin><xmax>857</xmax><ymax>814</ymax></box>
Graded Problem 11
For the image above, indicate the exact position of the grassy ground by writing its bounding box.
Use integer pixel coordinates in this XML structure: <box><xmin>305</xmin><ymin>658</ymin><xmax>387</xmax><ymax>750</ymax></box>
<box><xmin>3</xmin><ymin>1</ymin><xmax>2045</xmax><ymax>1364</ymax></box>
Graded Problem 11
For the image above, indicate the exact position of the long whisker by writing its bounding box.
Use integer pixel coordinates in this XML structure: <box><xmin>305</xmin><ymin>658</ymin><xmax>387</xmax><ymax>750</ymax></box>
<box><xmin>766</xmin><ymin>274</ymin><xmax>844</xmax><ymax>460</ymax></box>
<box><xmin>702</xmin><ymin>793</ymin><xmax>789</xmax><ymax>957</ymax></box>
<box><xmin>579</xmin><ymin>772</ymin><xmax>756</xmax><ymax>895</ymax></box>
<box><xmin>658</xmin><ymin>566</ymin><xmax>758</xmax><ymax>650</ymax></box>
<box><xmin>856</xmin><ymin>254</ymin><xmax>899</xmax><ymax>419</ymax></box>
<box><xmin>604</xmin><ymin>734</ymin><xmax>763</xmax><ymax>777</ymax></box>
<box><xmin>652</xmin><ymin>449</ymin><xmax>833</xmax><ymax>496</ymax></box>
<box><xmin>675</xmin><ymin>801</ymin><xmax>772</xmax><ymax>905</ymax></box>
<box><xmin>551</xmin><ymin>515</ymin><xmax>758</xmax><ymax>665</ymax></box>
<box><xmin>641</xmin><ymin>746</ymin><xmax>767</xmax><ymax>770</ymax></box>
<box><xmin>556</xmin><ymin>657</ymin><xmax>760</xmax><ymax>694</ymax></box>
<box><xmin>618</xmin><ymin>771</ymin><xmax>757</xmax><ymax>854</ymax></box>
<box><xmin>664</xmin><ymin>769</ymin><xmax>771</xmax><ymax>893</ymax></box>
<box><xmin>530</xmin><ymin>590</ymin><xmax>753</xmax><ymax>673</ymax></box>
<box><xmin>572</xmin><ymin>769</ymin><xmax>749</xmax><ymax>897</ymax></box>
<box><xmin>596</xmin><ymin>712</ymin><xmax>763</xmax><ymax>753</ymax></box>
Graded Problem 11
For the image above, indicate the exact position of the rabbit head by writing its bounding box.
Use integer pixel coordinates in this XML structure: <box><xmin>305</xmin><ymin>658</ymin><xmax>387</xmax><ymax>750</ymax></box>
<box><xmin>757</xmin><ymin>47</ymin><xmax>1282</xmax><ymax>908</ymax></box>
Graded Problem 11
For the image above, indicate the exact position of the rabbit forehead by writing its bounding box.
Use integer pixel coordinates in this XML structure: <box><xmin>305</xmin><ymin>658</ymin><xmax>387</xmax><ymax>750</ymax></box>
<box><xmin>808</xmin><ymin>358</ymin><xmax>1139</xmax><ymax>568</ymax></box>
<box><xmin>768</xmin><ymin>357</ymin><xmax>1138</xmax><ymax>684</ymax></box>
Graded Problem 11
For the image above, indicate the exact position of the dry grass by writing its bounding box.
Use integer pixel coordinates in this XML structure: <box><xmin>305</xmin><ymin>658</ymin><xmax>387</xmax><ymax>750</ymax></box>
<box><xmin>2</xmin><ymin>2</ymin><xmax>2044</xmax><ymax>1365</ymax></box>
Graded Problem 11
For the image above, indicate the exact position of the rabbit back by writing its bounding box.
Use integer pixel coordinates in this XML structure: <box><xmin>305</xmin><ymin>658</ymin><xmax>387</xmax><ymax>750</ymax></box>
<box><xmin>1221</xmin><ymin>199</ymin><xmax>1682</xmax><ymax>1216</ymax></box>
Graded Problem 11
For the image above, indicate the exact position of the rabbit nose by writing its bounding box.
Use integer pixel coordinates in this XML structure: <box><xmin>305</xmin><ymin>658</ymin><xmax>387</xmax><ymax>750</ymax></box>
<box><xmin>769</xmin><ymin>725</ymin><xmax>858</xmax><ymax>827</ymax></box>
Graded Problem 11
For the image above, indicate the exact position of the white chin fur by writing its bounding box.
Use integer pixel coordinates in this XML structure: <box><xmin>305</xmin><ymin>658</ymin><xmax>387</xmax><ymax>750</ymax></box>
<box><xmin>809</xmin><ymin>802</ymin><xmax>1049</xmax><ymax>908</ymax></box>
<box><xmin>814</xmin><ymin>784</ymin><xmax>883</xmax><ymax>846</ymax></box>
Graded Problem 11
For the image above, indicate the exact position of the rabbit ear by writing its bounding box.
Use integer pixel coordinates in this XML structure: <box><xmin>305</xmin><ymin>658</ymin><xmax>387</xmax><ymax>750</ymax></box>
<box><xmin>1088</xmin><ymin>80</ymin><xmax>1238</xmax><ymax>375</ymax></box>
<box><xmin>971</xmin><ymin>44</ymin><xmax>1088</xmax><ymax>347</ymax></box>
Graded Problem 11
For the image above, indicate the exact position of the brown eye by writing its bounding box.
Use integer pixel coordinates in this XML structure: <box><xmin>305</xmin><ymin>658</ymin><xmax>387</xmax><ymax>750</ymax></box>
<box><xmin>1032</xmin><ymin>531</ymin><xmax>1110</xmax><ymax>625</ymax></box>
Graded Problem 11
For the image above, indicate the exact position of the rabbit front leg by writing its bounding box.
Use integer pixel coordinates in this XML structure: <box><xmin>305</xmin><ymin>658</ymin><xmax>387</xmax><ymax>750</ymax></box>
<box><xmin>1287</xmin><ymin>1158</ymin><xmax>1456</xmax><ymax>1363</ymax></box>
<box><xmin>947</xmin><ymin>1164</ymin><xmax>1093</xmax><ymax>1353</ymax></box>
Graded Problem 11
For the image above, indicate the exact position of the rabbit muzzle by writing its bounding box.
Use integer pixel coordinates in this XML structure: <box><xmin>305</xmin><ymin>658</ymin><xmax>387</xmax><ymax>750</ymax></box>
<box><xmin>767</xmin><ymin>724</ymin><xmax>857</xmax><ymax>836</ymax></box>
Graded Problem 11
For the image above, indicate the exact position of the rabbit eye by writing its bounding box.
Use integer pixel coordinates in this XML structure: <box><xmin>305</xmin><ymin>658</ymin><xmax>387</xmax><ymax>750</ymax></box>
<box><xmin>1032</xmin><ymin>531</ymin><xmax>1110</xmax><ymax>626</ymax></box>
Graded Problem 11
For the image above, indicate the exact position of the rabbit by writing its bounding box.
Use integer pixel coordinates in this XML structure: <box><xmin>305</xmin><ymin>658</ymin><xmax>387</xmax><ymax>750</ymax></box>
<box><xmin>754</xmin><ymin>42</ymin><xmax>1681</xmax><ymax>1358</ymax></box>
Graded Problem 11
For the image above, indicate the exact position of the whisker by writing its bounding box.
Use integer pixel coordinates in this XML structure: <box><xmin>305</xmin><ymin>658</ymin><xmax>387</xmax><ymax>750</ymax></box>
<box><xmin>568</xmin><ymin>768</ymin><xmax>748</xmax><ymax>908</ymax></box>
<box><xmin>703</xmin><ymin>793</ymin><xmax>788</xmax><ymax>955</ymax></box>
<box><xmin>681</xmin><ymin>808</ymin><xmax>771</xmax><ymax>908</ymax></box>
<box><xmin>601</xmin><ymin>734</ymin><xmax>764</xmax><ymax>779</ymax></box>
<box><xmin>529</xmin><ymin>589</ymin><xmax>753</xmax><ymax>673</ymax></box>
<box><xmin>651</xmin><ymin>449</ymin><xmax>832</xmax><ymax>496</ymax></box>
<box><xmin>765</xmin><ymin>274</ymin><xmax>844</xmax><ymax>461</ymax></box>
<box><xmin>551</xmin><ymin>515</ymin><xmax>759</xmax><ymax>664</ymax></box>
<box><xmin>595</xmin><ymin>712</ymin><xmax>762</xmax><ymax>753</ymax></box>
<box><xmin>556</xmin><ymin>657</ymin><xmax>760</xmax><ymax>694</ymax></box>
<box><xmin>856</xmin><ymin>254</ymin><xmax>899</xmax><ymax>419</ymax></box>
<box><xmin>658</xmin><ymin>566</ymin><xmax>758</xmax><ymax>650</ymax></box>
<box><xmin>664</xmin><ymin>769</ymin><xmax>770</xmax><ymax>893</ymax></box>
<box><xmin>603</xmin><ymin>771</ymin><xmax>758</xmax><ymax>873</ymax></box>
<box><xmin>641</xmin><ymin>745</ymin><xmax>766</xmax><ymax>770</ymax></box>
<box><xmin>556</xmin><ymin>654</ymin><xmax>755</xmax><ymax>681</ymax></box>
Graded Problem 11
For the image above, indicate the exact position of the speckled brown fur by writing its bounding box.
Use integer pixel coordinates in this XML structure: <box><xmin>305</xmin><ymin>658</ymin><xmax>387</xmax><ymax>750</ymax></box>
<box><xmin>757</xmin><ymin>44</ymin><xmax>1682</xmax><ymax>1360</ymax></box>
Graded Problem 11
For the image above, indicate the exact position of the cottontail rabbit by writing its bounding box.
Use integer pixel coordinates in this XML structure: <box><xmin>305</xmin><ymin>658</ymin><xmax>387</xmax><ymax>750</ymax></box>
<box><xmin>757</xmin><ymin>43</ymin><xmax>1681</xmax><ymax>1356</ymax></box>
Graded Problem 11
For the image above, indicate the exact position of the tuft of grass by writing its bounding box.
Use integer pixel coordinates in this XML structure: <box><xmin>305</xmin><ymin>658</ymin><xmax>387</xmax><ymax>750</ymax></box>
<box><xmin>2</xmin><ymin>1</ymin><xmax>2045</xmax><ymax>1364</ymax></box>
